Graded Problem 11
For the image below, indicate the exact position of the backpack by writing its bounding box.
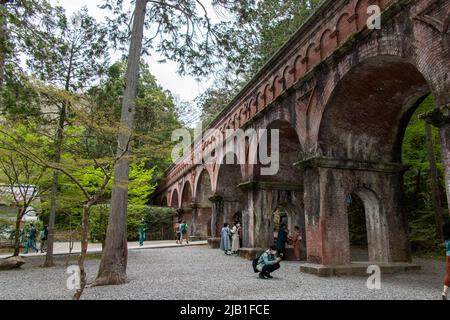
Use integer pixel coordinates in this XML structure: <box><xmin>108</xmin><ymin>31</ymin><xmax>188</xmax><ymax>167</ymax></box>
<box><xmin>180</xmin><ymin>223</ymin><xmax>188</xmax><ymax>234</ymax></box>
<box><xmin>252</xmin><ymin>255</ymin><xmax>260</xmax><ymax>273</ymax></box>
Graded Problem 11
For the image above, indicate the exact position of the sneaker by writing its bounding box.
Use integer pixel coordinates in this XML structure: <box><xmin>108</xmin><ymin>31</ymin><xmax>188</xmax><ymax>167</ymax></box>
<box><xmin>265</xmin><ymin>274</ymin><xmax>273</xmax><ymax>279</ymax></box>
<box><xmin>259</xmin><ymin>272</ymin><xmax>266</xmax><ymax>279</ymax></box>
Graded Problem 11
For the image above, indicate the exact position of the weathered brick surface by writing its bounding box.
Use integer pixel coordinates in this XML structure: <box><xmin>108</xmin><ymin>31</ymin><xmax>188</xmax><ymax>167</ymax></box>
<box><xmin>157</xmin><ymin>0</ymin><xmax>450</xmax><ymax>265</ymax></box>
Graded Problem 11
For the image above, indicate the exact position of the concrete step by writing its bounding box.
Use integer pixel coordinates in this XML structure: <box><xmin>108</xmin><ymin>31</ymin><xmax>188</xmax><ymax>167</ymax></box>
<box><xmin>300</xmin><ymin>261</ymin><xmax>421</xmax><ymax>277</ymax></box>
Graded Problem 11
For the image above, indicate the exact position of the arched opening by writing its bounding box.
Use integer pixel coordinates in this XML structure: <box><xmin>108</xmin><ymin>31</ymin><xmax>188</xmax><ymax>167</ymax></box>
<box><xmin>180</xmin><ymin>181</ymin><xmax>193</xmax><ymax>235</ymax></box>
<box><xmin>249</xmin><ymin>119</ymin><xmax>306</xmax><ymax>257</ymax></box>
<box><xmin>316</xmin><ymin>55</ymin><xmax>443</xmax><ymax>263</ymax></box>
<box><xmin>346</xmin><ymin>189</ymin><xmax>386</xmax><ymax>262</ymax></box>
<box><xmin>272</xmin><ymin>205</ymin><xmax>306</xmax><ymax>261</ymax></box>
<box><xmin>347</xmin><ymin>193</ymin><xmax>368</xmax><ymax>261</ymax></box>
<box><xmin>214</xmin><ymin>154</ymin><xmax>243</xmax><ymax>237</ymax></box>
<box><xmin>161</xmin><ymin>196</ymin><xmax>168</xmax><ymax>207</ymax></box>
<box><xmin>195</xmin><ymin>169</ymin><xmax>213</xmax><ymax>237</ymax></box>
<box><xmin>170</xmin><ymin>189</ymin><xmax>179</xmax><ymax>209</ymax></box>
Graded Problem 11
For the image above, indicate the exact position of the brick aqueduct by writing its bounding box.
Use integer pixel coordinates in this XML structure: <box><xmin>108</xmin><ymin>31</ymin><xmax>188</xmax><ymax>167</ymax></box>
<box><xmin>156</xmin><ymin>0</ymin><xmax>450</xmax><ymax>266</ymax></box>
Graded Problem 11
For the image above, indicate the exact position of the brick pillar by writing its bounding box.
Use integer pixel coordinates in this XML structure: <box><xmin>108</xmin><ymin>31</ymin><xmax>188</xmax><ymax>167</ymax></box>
<box><xmin>300</xmin><ymin>158</ymin><xmax>411</xmax><ymax>265</ymax></box>
<box><xmin>209</xmin><ymin>194</ymin><xmax>223</xmax><ymax>238</ymax></box>
<box><xmin>190</xmin><ymin>203</ymin><xmax>198</xmax><ymax>236</ymax></box>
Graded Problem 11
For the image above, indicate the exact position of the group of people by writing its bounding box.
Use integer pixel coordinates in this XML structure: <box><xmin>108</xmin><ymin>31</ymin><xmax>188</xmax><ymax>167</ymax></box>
<box><xmin>275</xmin><ymin>224</ymin><xmax>302</xmax><ymax>261</ymax></box>
<box><xmin>174</xmin><ymin>220</ymin><xmax>189</xmax><ymax>245</ymax></box>
<box><xmin>22</xmin><ymin>223</ymin><xmax>48</xmax><ymax>254</ymax></box>
<box><xmin>220</xmin><ymin>222</ymin><xmax>241</xmax><ymax>255</ymax></box>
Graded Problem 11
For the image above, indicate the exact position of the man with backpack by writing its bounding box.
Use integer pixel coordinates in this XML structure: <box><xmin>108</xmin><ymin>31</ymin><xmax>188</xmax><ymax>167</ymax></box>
<box><xmin>24</xmin><ymin>223</ymin><xmax>38</xmax><ymax>254</ymax></box>
<box><xmin>252</xmin><ymin>245</ymin><xmax>281</xmax><ymax>279</ymax></box>
<box><xmin>39</xmin><ymin>225</ymin><xmax>48</xmax><ymax>253</ymax></box>
<box><xmin>180</xmin><ymin>220</ymin><xmax>189</xmax><ymax>245</ymax></box>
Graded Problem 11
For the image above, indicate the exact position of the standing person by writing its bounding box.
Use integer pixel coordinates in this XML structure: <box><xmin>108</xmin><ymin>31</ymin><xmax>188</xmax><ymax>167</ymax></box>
<box><xmin>220</xmin><ymin>223</ymin><xmax>231</xmax><ymax>255</ymax></box>
<box><xmin>174</xmin><ymin>220</ymin><xmax>182</xmax><ymax>244</ymax></box>
<box><xmin>39</xmin><ymin>225</ymin><xmax>49</xmax><ymax>253</ymax></box>
<box><xmin>180</xmin><ymin>220</ymin><xmax>189</xmax><ymax>245</ymax></box>
<box><xmin>256</xmin><ymin>245</ymin><xmax>282</xmax><ymax>279</ymax></box>
<box><xmin>442</xmin><ymin>220</ymin><xmax>450</xmax><ymax>300</ymax></box>
<box><xmin>231</xmin><ymin>222</ymin><xmax>241</xmax><ymax>254</ymax></box>
<box><xmin>24</xmin><ymin>223</ymin><xmax>38</xmax><ymax>254</ymax></box>
<box><xmin>138</xmin><ymin>219</ymin><xmax>147</xmax><ymax>246</ymax></box>
<box><xmin>290</xmin><ymin>226</ymin><xmax>302</xmax><ymax>261</ymax></box>
<box><xmin>276</xmin><ymin>224</ymin><xmax>288</xmax><ymax>258</ymax></box>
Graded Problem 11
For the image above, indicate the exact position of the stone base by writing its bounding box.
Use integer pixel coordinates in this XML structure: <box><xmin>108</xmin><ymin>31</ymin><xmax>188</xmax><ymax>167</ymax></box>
<box><xmin>238</xmin><ymin>247</ymin><xmax>265</xmax><ymax>260</ymax></box>
<box><xmin>189</xmin><ymin>236</ymin><xmax>208</xmax><ymax>242</ymax></box>
<box><xmin>207</xmin><ymin>237</ymin><xmax>221</xmax><ymax>249</ymax></box>
<box><xmin>300</xmin><ymin>261</ymin><xmax>421</xmax><ymax>277</ymax></box>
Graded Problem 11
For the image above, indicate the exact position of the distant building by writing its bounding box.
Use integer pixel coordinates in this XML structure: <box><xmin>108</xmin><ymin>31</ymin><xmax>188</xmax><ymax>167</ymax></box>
<box><xmin>0</xmin><ymin>185</ymin><xmax>41</xmax><ymax>222</ymax></box>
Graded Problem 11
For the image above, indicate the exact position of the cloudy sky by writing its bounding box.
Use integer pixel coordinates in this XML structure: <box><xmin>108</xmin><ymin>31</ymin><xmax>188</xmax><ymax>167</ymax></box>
<box><xmin>50</xmin><ymin>0</ymin><xmax>217</xmax><ymax>124</ymax></box>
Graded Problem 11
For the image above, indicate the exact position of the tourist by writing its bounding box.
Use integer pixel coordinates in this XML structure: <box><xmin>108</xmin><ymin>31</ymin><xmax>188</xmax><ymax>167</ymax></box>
<box><xmin>24</xmin><ymin>223</ymin><xmax>38</xmax><ymax>254</ymax></box>
<box><xmin>138</xmin><ymin>219</ymin><xmax>147</xmax><ymax>246</ymax></box>
<box><xmin>290</xmin><ymin>226</ymin><xmax>302</xmax><ymax>261</ymax></box>
<box><xmin>231</xmin><ymin>222</ymin><xmax>241</xmax><ymax>254</ymax></box>
<box><xmin>256</xmin><ymin>245</ymin><xmax>281</xmax><ymax>279</ymax></box>
<box><xmin>276</xmin><ymin>223</ymin><xmax>288</xmax><ymax>258</ymax></box>
<box><xmin>220</xmin><ymin>223</ymin><xmax>231</xmax><ymax>255</ymax></box>
<box><xmin>180</xmin><ymin>220</ymin><xmax>189</xmax><ymax>245</ymax></box>
<box><xmin>39</xmin><ymin>225</ymin><xmax>49</xmax><ymax>253</ymax></box>
<box><xmin>174</xmin><ymin>220</ymin><xmax>182</xmax><ymax>244</ymax></box>
<box><xmin>442</xmin><ymin>220</ymin><xmax>450</xmax><ymax>300</ymax></box>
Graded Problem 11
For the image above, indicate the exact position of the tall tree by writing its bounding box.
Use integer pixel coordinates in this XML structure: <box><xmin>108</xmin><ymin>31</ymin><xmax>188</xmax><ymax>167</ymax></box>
<box><xmin>95</xmin><ymin>0</ymin><xmax>232</xmax><ymax>286</ymax></box>
<box><xmin>198</xmin><ymin>0</ymin><xmax>324</xmax><ymax>124</ymax></box>
<box><xmin>27</xmin><ymin>8</ymin><xmax>109</xmax><ymax>267</ymax></box>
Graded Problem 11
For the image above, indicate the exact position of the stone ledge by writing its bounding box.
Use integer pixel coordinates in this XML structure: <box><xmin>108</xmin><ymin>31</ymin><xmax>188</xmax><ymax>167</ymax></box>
<box><xmin>189</xmin><ymin>236</ymin><xmax>208</xmax><ymax>242</ymax></box>
<box><xmin>300</xmin><ymin>262</ymin><xmax>421</xmax><ymax>277</ymax></box>
<box><xmin>295</xmin><ymin>157</ymin><xmax>410</xmax><ymax>173</ymax></box>
<box><xmin>207</xmin><ymin>237</ymin><xmax>221</xmax><ymax>249</ymax></box>
<box><xmin>238</xmin><ymin>248</ymin><xmax>265</xmax><ymax>260</ymax></box>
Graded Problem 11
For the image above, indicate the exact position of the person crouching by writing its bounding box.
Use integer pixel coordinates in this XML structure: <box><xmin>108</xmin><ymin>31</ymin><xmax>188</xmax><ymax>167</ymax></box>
<box><xmin>257</xmin><ymin>245</ymin><xmax>281</xmax><ymax>279</ymax></box>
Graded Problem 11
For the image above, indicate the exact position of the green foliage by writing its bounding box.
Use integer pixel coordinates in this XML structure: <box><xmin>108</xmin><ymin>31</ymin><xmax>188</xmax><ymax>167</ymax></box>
<box><xmin>90</xmin><ymin>205</ymin><xmax>176</xmax><ymax>242</ymax></box>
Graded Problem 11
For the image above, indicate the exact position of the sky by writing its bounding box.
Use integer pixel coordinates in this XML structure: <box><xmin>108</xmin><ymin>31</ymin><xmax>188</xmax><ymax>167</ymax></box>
<box><xmin>49</xmin><ymin>0</ymin><xmax>216</xmax><ymax>124</ymax></box>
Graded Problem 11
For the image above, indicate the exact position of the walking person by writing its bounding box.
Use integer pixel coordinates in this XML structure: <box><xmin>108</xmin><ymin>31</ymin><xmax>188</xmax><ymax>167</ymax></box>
<box><xmin>39</xmin><ymin>225</ymin><xmax>49</xmax><ymax>253</ymax></box>
<box><xmin>174</xmin><ymin>220</ymin><xmax>182</xmax><ymax>244</ymax></box>
<box><xmin>290</xmin><ymin>226</ymin><xmax>302</xmax><ymax>261</ymax></box>
<box><xmin>220</xmin><ymin>223</ymin><xmax>231</xmax><ymax>255</ymax></box>
<box><xmin>256</xmin><ymin>245</ymin><xmax>282</xmax><ymax>279</ymax></box>
<box><xmin>180</xmin><ymin>220</ymin><xmax>189</xmax><ymax>245</ymax></box>
<box><xmin>231</xmin><ymin>222</ymin><xmax>241</xmax><ymax>254</ymax></box>
<box><xmin>24</xmin><ymin>223</ymin><xmax>38</xmax><ymax>254</ymax></box>
<box><xmin>276</xmin><ymin>223</ymin><xmax>288</xmax><ymax>259</ymax></box>
<box><xmin>138</xmin><ymin>219</ymin><xmax>147</xmax><ymax>246</ymax></box>
<box><xmin>442</xmin><ymin>220</ymin><xmax>450</xmax><ymax>300</ymax></box>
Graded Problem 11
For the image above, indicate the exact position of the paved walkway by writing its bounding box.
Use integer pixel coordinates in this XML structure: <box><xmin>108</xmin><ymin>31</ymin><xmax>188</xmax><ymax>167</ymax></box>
<box><xmin>0</xmin><ymin>240</ymin><xmax>207</xmax><ymax>259</ymax></box>
<box><xmin>0</xmin><ymin>245</ymin><xmax>447</xmax><ymax>300</ymax></box>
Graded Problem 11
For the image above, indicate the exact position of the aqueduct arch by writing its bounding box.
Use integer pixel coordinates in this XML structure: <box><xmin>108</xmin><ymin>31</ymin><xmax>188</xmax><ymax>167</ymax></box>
<box><xmin>157</xmin><ymin>0</ymin><xmax>450</xmax><ymax>268</ymax></box>
<box><xmin>194</xmin><ymin>169</ymin><xmax>214</xmax><ymax>237</ymax></box>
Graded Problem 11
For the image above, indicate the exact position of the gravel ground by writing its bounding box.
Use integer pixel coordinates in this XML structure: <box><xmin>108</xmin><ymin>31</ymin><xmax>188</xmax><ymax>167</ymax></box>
<box><xmin>0</xmin><ymin>245</ymin><xmax>446</xmax><ymax>300</ymax></box>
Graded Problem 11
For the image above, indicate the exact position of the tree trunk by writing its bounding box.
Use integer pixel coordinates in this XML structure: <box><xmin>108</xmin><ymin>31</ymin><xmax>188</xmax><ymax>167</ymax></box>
<box><xmin>425</xmin><ymin>122</ymin><xmax>445</xmax><ymax>240</ymax></box>
<box><xmin>0</xmin><ymin>0</ymin><xmax>8</xmax><ymax>88</ymax></box>
<box><xmin>44</xmin><ymin>104</ymin><xmax>67</xmax><ymax>267</ymax></box>
<box><xmin>94</xmin><ymin>0</ymin><xmax>147</xmax><ymax>286</ymax></box>
<box><xmin>73</xmin><ymin>201</ymin><xmax>93</xmax><ymax>300</ymax></box>
<box><xmin>13</xmin><ymin>208</ymin><xmax>23</xmax><ymax>257</ymax></box>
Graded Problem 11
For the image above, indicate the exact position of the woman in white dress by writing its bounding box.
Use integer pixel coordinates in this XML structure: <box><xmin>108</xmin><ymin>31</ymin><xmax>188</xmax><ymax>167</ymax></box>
<box><xmin>231</xmin><ymin>222</ymin><xmax>241</xmax><ymax>254</ymax></box>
